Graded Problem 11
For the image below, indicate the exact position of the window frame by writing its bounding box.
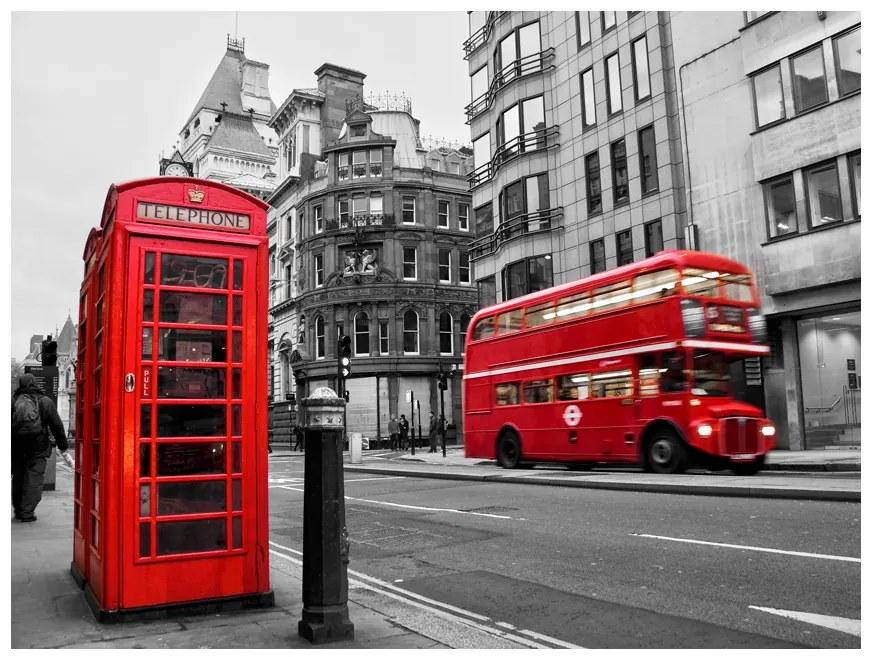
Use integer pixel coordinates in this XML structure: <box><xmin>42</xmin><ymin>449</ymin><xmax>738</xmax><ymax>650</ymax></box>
<box><xmin>763</xmin><ymin>173</ymin><xmax>798</xmax><ymax>239</ymax></box>
<box><xmin>314</xmin><ymin>252</ymin><xmax>324</xmax><ymax>288</ymax></box>
<box><xmin>611</xmin><ymin>138</ymin><xmax>629</xmax><ymax>206</ymax></box>
<box><xmin>790</xmin><ymin>44</ymin><xmax>828</xmax><ymax>114</ymax></box>
<box><xmin>580</xmin><ymin>67</ymin><xmax>596</xmax><ymax>129</ymax></box>
<box><xmin>833</xmin><ymin>26</ymin><xmax>861</xmax><ymax>98</ymax></box>
<box><xmin>460</xmin><ymin>313</ymin><xmax>471</xmax><ymax>354</ymax></box>
<box><xmin>438</xmin><ymin>248</ymin><xmax>451</xmax><ymax>283</ymax></box>
<box><xmin>601</xmin><ymin>11</ymin><xmax>617</xmax><ymax>34</ymax></box>
<box><xmin>590</xmin><ymin>239</ymin><xmax>606</xmax><ymax>274</ymax></box>
<box><xmin>401</xmin><ymin>196</ymin><xmax>416</xmax><ymax>224</ymax></box>
<box><xmin>439</xmin><ymin>311</ymin><xmax>454</xmax><ymax>355</ymax></box>
<box><xmin>616</xmin><ymin>229</ymin><xmax>633</xmax><ymax>266</ymax></box>
<box><xmin>458</xmin><ymin>203</ymin><xmax>470</xmax><ymax>231</ymax></box>
<box><xmin>379</xmin><ymin>321</ymin><xmax>389</xmax><ymax>355</ymax></box>
<box><xmin>638</xmin><ymin>124</ymin><xmax>659</xmax><ymax>195</ymax></box>
<box><xmin>804</xmin><ymin>159</ymin><xmax>844</xmax><ymax>229</ymax></box>
<box><xmin>314</xmin><ymin>204</ymin><xmax>323</xmax><ymax>234</ymax></box>
<box><xmin>402</xmin><ymin>246</ymin><xmax>417</xmax><ymax>281</ymax></box>
<box><xmin>459</xmin><ymin>251</ymin><xmax>471</xmax><ymax>285</ymax></box>
<box><xmin>315</xmin><ymin>316</ymin><xmax>325</xmax><ymax>360</ymax></box>
<box><xmin>354</xmin><ymin>311</ymin><xmax>370</xmax><ymax>357</ymax></box>
<box><xmin>605</xmin><ymin>51</ymin><xmax>623</xmax><ymax>116</ymax></box>
<box><xmin>751</xmin><ymin>64</ymin><xmax>785</xmax><ymax>129</ymax></box>
<box><xmin>644</xmin><ymin>219</ymin><xmax>663</xmax><ymax>257</ymax></box>
<box><xmin>585</xmin><ymin>150</ymin><xmax>602</xmax><ymax>216</ymax></box>
<box><xmin>402</xmin><ymin>310</ymin><xmax>420</xmax><ymax>355</ymax></box>
<box><xmin>437</xmin><ymin>200</ymin><xmax>450</xmax><ymax>228</ymax></box>
<box><xmin>575</xmin><ymin>11</ymin><xmax>591</xmax><ymax>49</ymax></box>
<box><xmin>631</xmin><ymin>35</ymin><xmax>651</xmax><ymax>102</ymax></box>
<box><xmin>847</xmin><ymin>151</ymin><xmax>861</xmax><ymax>220</ymax></box>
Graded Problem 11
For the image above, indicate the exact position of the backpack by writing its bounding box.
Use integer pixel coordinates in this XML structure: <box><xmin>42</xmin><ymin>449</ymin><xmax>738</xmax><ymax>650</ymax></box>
<box><xmin>12</xmin><ymin>393</ymin><xmax>43</xmax><ymax>437</ymax></box>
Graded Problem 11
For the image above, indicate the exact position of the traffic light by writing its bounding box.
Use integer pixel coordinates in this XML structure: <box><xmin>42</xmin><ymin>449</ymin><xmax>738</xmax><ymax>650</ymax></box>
<box><xmin>338</xmin><ymin>334</ymin><xmax>352</xmax><ymax>379</ymax></box>
<box><xmin>42</xmin><ymin>339</ymin><xmax>58</xmax><ymax>367</ymax></box>
<box><xmin>438</xmin><ymin>372</ymin><xmax>448</xmax><ymax>391</ymax></box>
<box><xmin>343</xmin><ymin>390</ymin><xmax>350</xmax><ymax>402</ymax></box>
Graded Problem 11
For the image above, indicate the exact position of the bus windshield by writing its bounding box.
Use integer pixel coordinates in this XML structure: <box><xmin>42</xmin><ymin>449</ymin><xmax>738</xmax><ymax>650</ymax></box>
<box><xmin>690</xmin><ymin>350</ymin><xmax>731</xmax><ymax>396</ymax></box>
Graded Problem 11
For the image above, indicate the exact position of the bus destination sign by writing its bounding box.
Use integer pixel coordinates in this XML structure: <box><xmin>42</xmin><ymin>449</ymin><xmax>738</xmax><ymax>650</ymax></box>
<box><xmin>707</xmin><ymin>305</ymin><xmax>745</xmax><ymax>334</ymax></box>
<box><xmin>137</xmin><ymin>201</ymin><xmax>250</xmax><ymax>232</ymax></box>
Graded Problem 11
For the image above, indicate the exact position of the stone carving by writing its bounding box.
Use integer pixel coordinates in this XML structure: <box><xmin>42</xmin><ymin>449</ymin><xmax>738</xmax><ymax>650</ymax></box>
<box><xmin>342</xmin><ymin>249</ymin><xmax>379</xmax><ymax>277</ymax></box>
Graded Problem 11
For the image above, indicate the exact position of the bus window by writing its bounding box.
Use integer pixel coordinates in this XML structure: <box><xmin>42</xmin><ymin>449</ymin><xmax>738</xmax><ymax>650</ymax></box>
<box><xmin>523</xmin><ymin>379</ymin><xmax>553</xmax><ymax>403</ymax></box>
<box><xmin>497</xmin><ymin>309</ymin><xmax>523</xmax><ymax>335</ymax></box>
<box><xmin>590</xmin><ymin>280</ymin><xmax>632</xmax><ymax>313</ymax></box>
<box><xmin>495</xmin><ymin>382</ymin><xmax>520</xmax><ymax>405</ymax></box>
<box><xmin>660</xmin><ymin>352</ymin><xmax>687</xmax><ymax>393</ymax></box>
<box><xmin>472</xmin><ymin>316</ymin><xmax>496</xmax><ymax>340</ymax></box>
<box><xmin>525</xmin><ymin>301</ymin><xmax>554</xmax><ymax>328</ymax></box>
<box><xmin>633</xmin><ymin>269</ymin><xmax>679</xmax><ymax>301</ymax></box>
<box><xmin>691</xmin><ymin>351</ymin><xmax>730</xmax><ymax>396</ymax></box>
<box><xmin>638</xmin><ymin>353</ymin><xmax>660</xmax><ymax>395</ymax></box>
<box><xmin>557</xmin><ymin>373</ymin><xmax>589</xmax><ymax>400</ymax></box>
<box><xmin>721</xmin><ymin>273</ymin><xmax>754</xmax><ymax>302</ymax></box>
<box><xmin>555</xmin><ymin>292</ymin><xmax>590</xmax><ymax>320</ymax></box>
<box><xmin>592</xmin><ymin>370</ymin><xmax>634</xmax><ymax>397</ymax></box>
<box><xmin>681</xmin><ymin>268</ymin><xmax>720</xmax><ymax>297</ymax></box>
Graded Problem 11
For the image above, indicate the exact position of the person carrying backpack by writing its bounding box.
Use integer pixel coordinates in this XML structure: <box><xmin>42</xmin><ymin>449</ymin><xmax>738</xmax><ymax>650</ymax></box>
<box><xmin>11</xmin><ymin>373</ymin><xmax>71</xmax><ymax>522</ymax></box>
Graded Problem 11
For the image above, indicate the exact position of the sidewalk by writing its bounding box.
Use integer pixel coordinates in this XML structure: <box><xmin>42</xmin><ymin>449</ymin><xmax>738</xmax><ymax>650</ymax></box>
<box><xmin>9</xmin><ymin>466</ymin><xmax>532</xmax><ymax>649</ymax></box>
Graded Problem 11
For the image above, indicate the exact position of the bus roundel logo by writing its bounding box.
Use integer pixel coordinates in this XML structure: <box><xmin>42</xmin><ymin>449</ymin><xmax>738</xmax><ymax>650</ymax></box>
<box><xmin>563</xmin><ymin>405</ymin><xmax>582</xmax><ymax>427</ymax></box>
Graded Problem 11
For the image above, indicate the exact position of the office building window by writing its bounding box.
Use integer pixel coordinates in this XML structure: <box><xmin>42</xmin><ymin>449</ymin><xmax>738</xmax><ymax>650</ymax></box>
<box><xmin>314</xmin><ymin>205</ymin><xmax>323</xmax><ymax>233</ymax></box>
<box><xmin>848</xmin><ymin>152</ymin><xmax>861</xmax><ymax>218</ymax></box>
<box><xmin>354</xmin><ymin>312</ymin><xmax>370</xmax><ymax>356</ymax></box>
<box><xmin>370</xmin><ymin>194</ymin><xmax>383</xmax><ymax>216</ymax></box>
<box><xmin>791</xmin><ymin>46</ymin><xmax>828</xmax><ymax>113</ymax></box>
<box><xmin>379</xmin><ymin>321</ymin><xmax>389</xmax><ymax>355</ymax></box>
<box><xmin>764</xmin><ymin>174</ymin><xmax>797</xmax><ymax>238</ymax></box>
<box><xmin>581</xmin><ymin>68</ymin><xmax>596</xmax><ymax>128</ymax></box>
<box><xmin>638</xmin><ymin>125</ymin><xmax>658</xmax><ymax>194</ymax></box>
<box><xmin>611</xmin><ymin>139</ymin><xmax>629</xmax><ymax>206</ymax></box>
<box><xmin>617</xmin><ymin>230</ymin><xmax>633</xmax><ymax>266</ymax></box>
<box><xmin>402</xmin><ymin>196</ymin><xmax>416</xmax><ymax>224</ymax></box>
<box><xmin>471</xmin><ymin>65</ymin><xmax>488</xmax><ymax>106</ymax></box>
<box><xmin>585</xmin><ymin>151</ymin><xmax>602</xmax><ymax>215</ymax></box>
<box><xmin>438</xmin><ymin>249</ymin><xmax>451</xmax><ymax>283</ymax></box>
<box><xmin>632</xmin><ymin>35</ymin><xmax>651</xmax><ymax>101</ymax></box>
<box><xmin>439</xmin><ymin>312</ymin><xmax>453</xmax><ymax>355</ymax></box>
<box><xmin>752</xmin><ymin>65</ymin><xmax>785</xmax><ymax>128</ymax></box>
<box><xmin>402</xmin><ymin>246</ymin><xmax>417</xmax><ymax>280</ymax></box>
<box><xmin>479</xmin><ymin>276</ymin><xmax>497</xmax><ymax>307</ymax></box>
<box><xmin>834</xmin><ymin>27</ymin><xmax>861</xmax><ymax>97</ymax></box>
<box><xmin>605</xmin><ymin>52</ymin><xmax>622</xmax><ymax>115</ymax></box>
<box><xmin>458</xmin><ymin>204</ymin><xmax>470</xmax><ymax>231</ymax></box>
<box><xmin>601</xmin><ymin>11</ymin><xmax>616</xmax><ymax>33</ymax></box>
<box><xmin>403</xmin><ymin>310</ymin><xmax>419</xmax><ymax>354</ymax></box>
<box><xmin>576</xmin><ymin>12</ymin><xmax>591</xmax><ymax>48</ymax></box>
<box><xmin>315</xmin><ymin>316</ymin><xmax>325</xmax><ymax>359</ymax></box>
<box><xmin>590</xmin><ymin>239</ymin><xmax>605</xmax><ymax>274</ymax></box>
<box><xmin>503</xmin><ymin>255</ymin><xmax>553</xmax><ymax>300</ymax></box>
<box><xmin>460</xmin><ymin>313</ymin><xmax>471</xmax><ymax>354</ymax></box>
<box><xmin>476</xmin><ymin>202</ymin><xmax>493</xmax><ymax>237</ymax></box>
<box><xmin>805</xmin><ymin>161</ymin><xmax>843</xmax><ymax>227</ymax></box>
<box><xmin>369</xmin><ymin>149</ymin><xmax>383</xmax><ymax>177</ymax></box>
<box><xmin>644</xmin><ymin>219</ymin><xmax>663</xmax><ymax>256</ymax></box>
<box><xmin>459</xmin><ymin>252</ymin><xmax>470</xmax><ymax>284</ymax></box>
<box><xmin>314</xmin><ymin>253</ymin><xmax>324</xmax><ymax>288</ymax></box>
<box><xmin>438</xmin><ymin>200</ymin><xmax>450</xmax><ymax>227</ymax></box>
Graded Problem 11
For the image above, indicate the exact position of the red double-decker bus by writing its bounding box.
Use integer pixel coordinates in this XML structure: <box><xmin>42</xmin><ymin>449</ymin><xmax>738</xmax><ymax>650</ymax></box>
<box><xmin>463</xmin><ymin>250</ymin><xmax>776</xmax><ymax>475</ymax></box>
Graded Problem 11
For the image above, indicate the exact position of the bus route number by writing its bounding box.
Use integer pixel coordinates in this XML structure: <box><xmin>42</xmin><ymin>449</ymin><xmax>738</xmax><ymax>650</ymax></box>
<box><xmin>563</xmin><ymin>405</ymin><xmax>582</xmax><ymax>427</ymax></box>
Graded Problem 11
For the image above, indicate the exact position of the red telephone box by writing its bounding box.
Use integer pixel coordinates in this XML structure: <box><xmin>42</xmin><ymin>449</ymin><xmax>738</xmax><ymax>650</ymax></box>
<box><xmin>71</xmin><ymin>178</ymin><xmax>273</xmax><ymax>620</ymax></box>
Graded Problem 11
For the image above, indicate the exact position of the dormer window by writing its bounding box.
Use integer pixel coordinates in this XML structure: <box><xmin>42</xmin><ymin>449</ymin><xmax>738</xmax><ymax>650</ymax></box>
<box><xmin>352</xmin><ymin>125</ymin><xmax>366</xmax><ymax>137</ymax></box>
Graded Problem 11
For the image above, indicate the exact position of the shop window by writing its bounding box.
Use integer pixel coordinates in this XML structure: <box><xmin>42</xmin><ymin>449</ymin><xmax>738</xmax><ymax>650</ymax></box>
<box><xmin>764</xmin><ymin>174</ymin><xmax>798</xmax><ymax>237</ymax></box>
<box><xmin>791</xmin><ymin>46</ymin><xmax>828</xmax><ymax>113</ymax></box>
<box><xmin>752</xmin><ymin>65</ymin><xmax>785</xmax><ymax>128</ymax></box>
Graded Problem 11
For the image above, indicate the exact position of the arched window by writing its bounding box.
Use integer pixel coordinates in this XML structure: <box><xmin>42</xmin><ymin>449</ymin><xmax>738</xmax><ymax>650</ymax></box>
<box><xmin>460</xmin><ymin>313</ymin><xmax>471</xmax><ymax>354</ymax></box>
<box><xmin>439</xmin><ymin>311</ymin><xmax>453</xmax><ymax>355</ymax></box>
<box><xmin>315</xmin><ymin>316</ymin><xmax>325</xmax><ymax>359</ymax></box>
<box><xmin>403</xmin><ymin>310</ymin><xmax>419</xmax><ymax>354</ymax></box>
<box><xmin>354</xmin><ymin>311</ymin><xmax>370</xmax><ymax>356</ymax></box>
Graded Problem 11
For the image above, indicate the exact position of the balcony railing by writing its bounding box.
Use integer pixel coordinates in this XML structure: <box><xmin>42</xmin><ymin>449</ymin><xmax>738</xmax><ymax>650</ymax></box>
<box><xmin>467</xmin><ymin>124</ymin><xmax>559</xmax><ymax>190</ymax></box>
<box><xmin>470</xmin><ymin>207</ymin><xmax>563</xmax><ymax>259</ymax></box>
<box><xmin>324</xmin><ymin>214</ymin><xmax>395</xmax><ymax>232</ymax></box>
<box><xmin>465</xmin><ymin>48</ymin><xmax>556</xmax><ymax>122</ymax></box>
<box><xmin>462</xmin><ymin>11</ymin><xmax>503</xmax><ymax>58</ymax></box>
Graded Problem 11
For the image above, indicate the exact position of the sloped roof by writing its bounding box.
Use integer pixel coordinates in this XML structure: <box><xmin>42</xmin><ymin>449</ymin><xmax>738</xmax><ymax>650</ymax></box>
<box><xmin>370</xmin><ymin>111</ymin><xmax>425</xmax><ymax>169</ymax></box>
<box><xmin>223</xmin><ymin>172</ymin><xmax>277</xmax><ymax>192</ymax></box>
<box><xmin>209</xmin><ymin>114</ymin><xmax>274</xmax><ymax>158</ymax></box>
<box><xmin>56</xmin><ymin>315</ymin><xmax>76</xmax><ymax>354</ymax></box>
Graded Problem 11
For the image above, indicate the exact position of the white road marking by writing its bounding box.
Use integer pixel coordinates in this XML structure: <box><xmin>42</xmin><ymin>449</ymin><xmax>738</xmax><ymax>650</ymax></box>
<box><xmin>631</xmin><ymin>533</ymin><xmax>860</xmax><ymax>563</ymax></box>
<box><xmin>342</xmin><ymin>495</ymin><xmax>515</xmax><ymax>519</ymax></box>
<box><xmin>268</xmin><ymin>541</ymin><xmax>583</xmax><ymax>649</ymax></box>
<box><xmin>346</xmin><ymin>476</ymin><xmax>407</xmax><ymax>483</ymax></box>
<box><xmin>749</xmin><ymin>606</ymin><xmax>861</xmax><ymax>637</ymax></box>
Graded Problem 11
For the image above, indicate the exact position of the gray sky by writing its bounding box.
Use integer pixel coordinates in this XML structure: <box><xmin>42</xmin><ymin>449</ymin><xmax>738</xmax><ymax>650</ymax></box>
<box><xmin>8</xmin><ymin>10</ymin><xmax>471</xmax><ymax>360</ymax></box>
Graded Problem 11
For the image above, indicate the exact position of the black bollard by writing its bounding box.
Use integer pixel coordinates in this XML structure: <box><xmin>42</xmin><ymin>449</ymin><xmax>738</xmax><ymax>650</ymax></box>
<box><xmin>298</xmin><ymin>388</ymin><xmax>355</xmax><ymax>644</ymax></box>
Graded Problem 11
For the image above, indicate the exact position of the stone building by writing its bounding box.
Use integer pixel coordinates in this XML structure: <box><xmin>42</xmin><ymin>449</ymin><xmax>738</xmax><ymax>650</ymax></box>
<box><xmin>267</xmin><ymin>64</ymin><xmax>475</xmax><ymax>442</ymax></box>
<box><xmin>463</xmin><ymin>11</ymin><xmax>860</xmax><ymax>449</ymax></box>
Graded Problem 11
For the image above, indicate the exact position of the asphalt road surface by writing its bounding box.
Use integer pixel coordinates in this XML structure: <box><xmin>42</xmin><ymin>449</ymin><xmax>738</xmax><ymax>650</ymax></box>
<box><xmin>267</xmin><ymin>457</ymin><xmax>860</xmax><ymax>649</ymax></box>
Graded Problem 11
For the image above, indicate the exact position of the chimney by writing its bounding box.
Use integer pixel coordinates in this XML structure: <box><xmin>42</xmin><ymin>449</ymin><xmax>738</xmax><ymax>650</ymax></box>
<box><xmin>314</xmin><ymin>63</ymin><xmax>367</xmax><ymax>149</ymax></box>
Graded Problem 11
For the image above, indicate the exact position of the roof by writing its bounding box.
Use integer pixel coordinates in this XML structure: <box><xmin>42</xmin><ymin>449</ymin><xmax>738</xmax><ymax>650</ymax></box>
<box><xmin>208</xmin><ymin>114</ymin><xmax>274</xmax><ymax>158</ymax></box>
<box><xmin>369</xmin><ymin>111</ymin><xmax>424</xmax><ymax>168</ymax></box>
<box><xmin>56</xmin><ymin>315</ymin><xmax>76</xmax><ymax>354</ymax></box>
<box><xmin>222</xmin><ymin>172</ymin><xmax>277</xmax><ymax>192</ymax></box>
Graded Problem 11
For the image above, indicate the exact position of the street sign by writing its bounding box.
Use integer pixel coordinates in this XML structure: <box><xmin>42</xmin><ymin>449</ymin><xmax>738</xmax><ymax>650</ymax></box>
<box><xmin>25</xmin><ymin>365</ymin><xmax>59</xmax><ymax>404</ymax></box>
<box><xmin>406</xmin><ymin>390</ymin><xmax>412</xmax><ymax>403</ymax></box>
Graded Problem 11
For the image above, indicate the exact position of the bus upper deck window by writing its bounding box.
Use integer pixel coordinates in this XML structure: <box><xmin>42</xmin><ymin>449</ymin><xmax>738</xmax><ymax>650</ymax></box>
<box><xmin>590</xmin><ymin>281</ymin><xmax>632</xmax><ymax>312</ymax></box>
<box><xmin>681</xmin><ymin>268</ymin><xmax>720</xmax><ymax>297</ymax></box>
<box><xmin>556</xmin><ymin>292</ymin><xmax>590</xmax><ymax>320</ymax></box>
<box><xmin>497</xmin><ymin>309</ymin><xmax>523</xmax><ymax>335</ymax></box>
<box><xmin>472</xmin><ymin>316</ymin><xmax>496</xmax><ymax>340</ymax></box>
<box><xmin>633</xmin><ymin>269</ymin><xmax>679</xmax><ymax>301</ymax></box>
<box><xmin>525</xmin><ymin>302</ymin><xmax>554</xmax><ymax>328</ymax></box>
<box><xmin>721</xmin><ymin>273</ymin><xmax>754</xmax><ymax>302</ymax></box>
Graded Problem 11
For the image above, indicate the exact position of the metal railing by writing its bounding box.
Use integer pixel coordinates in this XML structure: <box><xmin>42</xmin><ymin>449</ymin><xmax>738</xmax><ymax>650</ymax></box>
<box><xmin>462</xmin><ymin>11</ymin><xmax>503</xmax><ymax>58</ymax></box>
<box><xmin>467</xmin><ymin>124</ymin><xmax>559</xmax><ymax>190</ymax></box>
<box><xmin>324</xmin><ymin>214</ymin><xmax>395</xmax><ymax>232</ymax></box>
<box><xmin>464</xmin><ymin>48</ymin><xmax>556</xmax><ymax>121</ymax></box>
<box><xmin>470</xmin><ymin>207</ymin><xmax>563</xmax><ymax>259</ymax></box>
<box><xmin>843</xmin><ymin>385</ymin><xmax>861</xmax><ymax>428</ymax></box>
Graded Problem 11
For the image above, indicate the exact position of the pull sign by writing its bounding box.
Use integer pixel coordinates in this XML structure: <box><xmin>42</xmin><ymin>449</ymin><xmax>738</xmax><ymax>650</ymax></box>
<box><xmin>125</xmin><ymin>373</ymin><xmax>135</xmax><ymax>393</ymax></box>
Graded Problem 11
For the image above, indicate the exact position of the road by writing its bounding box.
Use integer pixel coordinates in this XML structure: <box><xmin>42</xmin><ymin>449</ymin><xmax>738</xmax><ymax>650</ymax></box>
<box><xmin>267</xmin><ymin>456</ymin><xmax>860</xmax><ymax>649</ymax></box>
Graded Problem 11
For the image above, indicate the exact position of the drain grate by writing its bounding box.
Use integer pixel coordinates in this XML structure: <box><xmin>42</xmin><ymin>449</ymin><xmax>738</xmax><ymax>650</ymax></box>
<box><xmin>460</xmin><ymin>506</ymin><xmax>519</xmax><ymax>514</ymax></box>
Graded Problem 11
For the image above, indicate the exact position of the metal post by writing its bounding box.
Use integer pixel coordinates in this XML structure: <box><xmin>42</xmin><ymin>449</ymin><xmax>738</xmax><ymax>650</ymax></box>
<box><xmin>298</xmin><ymin>387</ymin><xmax>354</xmax><ymax>644</ymax></box>
<box><xmin>416</xmin><ymin>399</ymin><xmax>422</xmax><ymax>451</ymax></box>
<box><xmin>440</xmin><ymin>383</ymin><xmax>446</xmax><ymax>458</ymax></box>
<box><xmin>409</xmin><ymin>391</ymin><xmax>415</xmax><ymax>456</ymax></box>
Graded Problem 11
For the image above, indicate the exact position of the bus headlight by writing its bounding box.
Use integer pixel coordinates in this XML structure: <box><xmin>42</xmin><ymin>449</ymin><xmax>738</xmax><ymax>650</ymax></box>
<box><xmin>760</xmin><ymin>425</ymin><xmax>776</xmax><ymax>437</ymax></box>
<box><xmin>697</xmin><ymin>424</ymin><xmax>713</xmax><ymax>437</ymax></box>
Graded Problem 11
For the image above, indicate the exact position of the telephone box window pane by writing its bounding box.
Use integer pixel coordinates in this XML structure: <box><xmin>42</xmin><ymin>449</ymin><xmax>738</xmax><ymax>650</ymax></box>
<box><xmin>232</xmin><ymin>331</ymin><xmax>242</xmax><ymax>363</ymax></box>
<box><xmin>160</xmin><ymin>292</ymin><xmax>227</xmax><ymax>325</ymax></box>
<box><xmin>157</xmin><ymin>481</ymin><xmax>226</xmax><ymax>515</ymax></box>
<box><xmin>140</xmin><ymin>444</ymin><xmax>151</xmax><ymax>477</ymax></box>
<box><xmin>232</xmin><ymin>479</ymin><xmax>242</xmax><ymax>511</ymax></box>
<box><xmin>156</xmin><ymin>442</ymin><xmax>226</xmax><ymax>476</ymax></box>
<box><xmin>156</xmin><ymin>404</ymin><xmax>226</xmax><ymax>437</ymax></box>
<box><xmin>232</xmin><ymin>369</ymin><xmax>242</xmax><ymax>399</ymax></box>
<box><xmin>144</xmin><ymin>253</ymin><xmax>155</xmax><ymax>284</ymax></box>
<box><xmin>92</xmin><ymin>441</ymin><xmax>100</xmax><ymax>473</ymax></box>
<box><xmin>142</xmin><ymin>328</ymin><xmax>153</xmax><ymax>360</ymax></box>
<box><xmin>91</xmin><ymin>520</ymin><xmax>99</xmax><ymax>549</ymax></box>
<box><xmin>158</xmin><ymin>329</ymin><xmax>227</xmax><ymax>362</ymax></box>
<box><xmin>140</xmin><ymin>484</ymin><xmax>150</xmax><ymax>517</ymax></box>
<box><xmin>140</xmin><ymin>523</ymin><xmax>151</xmax><ymax>558</ymax></box>
<box><xmin>232</xmin><ymin>517</ymin><xmax>242</xmax><ymax>549</ymax></box>
<box><xmin>232</xmin><ymin>260</ymin><xmax>243</xmax><ymax>290</ymax></box>
<box><xmin>157</xmin><ymin>367</ymin><xmax>226</xmax><ymax>398</ymax></box>
<box><xmin>93</xmin><ymin>480</ymin><xmax>100</xmax><ymax>513</ymax></box>
<box><xmin>156</xmin><ymin>518</ymin><xmax>226</xmax><ymax>555</ymax></box>
<box><xmin>232</xmin><ymin>296</ymin><xmax>242</xmax><ymax>326</ymax></box>
<box><xmin>232</xmin><ymin>405</ymin><xmax>241</xmax><ymax>436</ymax></box>
<box><xmin>161</xmin><ymin>255</ymin><xmax>228</xmax><ymax>290</ymax></box>
<box><xmin>232</xmin><ymin>442</ymin><xmax>241</xmax><ymax>473</ymax></box>
<box><xmin>140</xmin><ymin>405</ymin><xmax>151</xmax><ymax>438</ymax></box>
<box><xmin>143</xmin><ymin>290</ymin><xmax>154</xmax><ymax>322</ymax></box>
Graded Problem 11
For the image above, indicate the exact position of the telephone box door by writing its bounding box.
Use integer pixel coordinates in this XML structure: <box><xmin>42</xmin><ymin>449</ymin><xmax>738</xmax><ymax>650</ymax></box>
<box><xmin>121</xmin><ymin>237</ymin><xmax>264</xmax><ymax>608</ymax></box>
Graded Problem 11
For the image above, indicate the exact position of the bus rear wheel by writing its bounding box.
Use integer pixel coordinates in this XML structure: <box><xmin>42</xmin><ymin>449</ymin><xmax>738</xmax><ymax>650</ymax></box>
<box><xmin>496</xmin><ymin>431</ymin><xmax>522</xmax><ymax>469</ymax></box>
<box><xmin>645</xmin><ymin>429</ymin><xmax>687</xmax><ymax>474</ymax></box>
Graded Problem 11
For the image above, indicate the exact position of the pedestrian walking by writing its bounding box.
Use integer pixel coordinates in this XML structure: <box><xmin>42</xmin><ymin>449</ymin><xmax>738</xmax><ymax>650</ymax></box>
<box><xmin>398</xmin><ymin>414</ymin><xmax>409</xmax><ymax>450</ymax></box>
<box><xmin>11</xmin><ymin>373</ymin><xmax>72</xmax><ymax>522</ymax></box>
<box><xmin>293</xmin><ymin>423</ymin><xmax>305</xmax><ymax>452</ymax></box>
<box><xmin>387</xmin><ymin>415</ymin><xmax>399</xmax><ymax>451</ymax></box>
<box><xmin>428</xmin><ymin>411</ymin><xmax>439</xmax><ymax>453</ymax></box>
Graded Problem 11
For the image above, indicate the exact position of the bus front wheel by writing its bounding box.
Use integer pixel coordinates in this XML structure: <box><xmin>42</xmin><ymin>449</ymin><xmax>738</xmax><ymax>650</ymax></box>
<box><xmin>645</xmin><ymin>429</ymin><xmax>687</xmax><ymax>474</ymax></box>
<box><xmin>496</xmin><ymin>431</ymin><xmax>522</xmax><ymax>469</ymax></box>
